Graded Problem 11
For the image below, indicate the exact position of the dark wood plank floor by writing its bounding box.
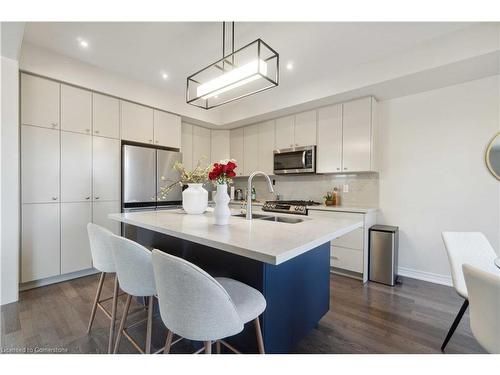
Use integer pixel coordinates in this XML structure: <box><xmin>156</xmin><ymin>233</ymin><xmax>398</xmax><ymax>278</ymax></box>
<box><xmin>1</xmin><ymin>273</ymin><xmax>485</xmax><ymax>354</ymax></box>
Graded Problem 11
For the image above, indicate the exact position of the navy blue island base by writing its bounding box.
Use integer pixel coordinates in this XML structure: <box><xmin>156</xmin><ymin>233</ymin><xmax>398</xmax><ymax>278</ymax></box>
<box><xmin>125</xmin><ymin>225</ymin><xmax>331</xmax><ymax>354</ymax></box>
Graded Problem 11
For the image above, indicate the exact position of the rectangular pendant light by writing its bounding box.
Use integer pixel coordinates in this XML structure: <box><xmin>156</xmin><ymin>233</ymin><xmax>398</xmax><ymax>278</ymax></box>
<box><xmin>187</xmin><ymin>39</ymin><xmax>279</xmax><ymax>109</ymax></box>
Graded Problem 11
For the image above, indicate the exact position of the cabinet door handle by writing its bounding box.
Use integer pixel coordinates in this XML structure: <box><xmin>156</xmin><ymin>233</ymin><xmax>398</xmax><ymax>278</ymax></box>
<box><xmin>149</xmin><ymin>140</ymin><xmax>153</xmax><ymax>143</ymax></box>
<box><xmin>85</xmin><ymin>129</ymin><xmax>90</xmax><ymax>133</ymax></box>
<box><xmin>95</xmin><ymin>196</ymin><xmax>100</xmax><ymax>200</ymax></box>
<box><xmin>85</xmin><ymin>197</ymin><xmax>90</xmax><ymax>200</ymax></box>
<box><xmin>155</xmin><ymin>140</ymin><xmax>159</xmax><ymax>144</ymax></box>
<box><xmin>336</xmin><ymin>168</ymin><xmax>340</xmax><ymax>171</ymax></box>
<box><xmin>94</xmin><ymin>130</ymin><xmax>99</xmax><ymax>134</ymax></box>
<box><xmin>344</xmin><ymin>167</ymin><xmax>347</xmax><ymax>170</ymax></box>
<box><xmin>51</xmin><ymin>123</ymin><xmax>58</xmax><ymax>128</ymax></box>
<box><xmin>52</xmin><ymin>197</ymin><xmax>58</xmax><ymax>200</ymax></box>
<box><xmin>332</xmin><ymin>256</ymin><xmax>339</xmax><ymax>260</ymax></box>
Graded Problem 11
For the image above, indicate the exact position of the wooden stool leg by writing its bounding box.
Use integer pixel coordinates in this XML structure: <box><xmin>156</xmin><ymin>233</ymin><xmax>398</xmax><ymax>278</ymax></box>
<box><xmin>216</xmin><ymin>340</ymin><xmax>221</xmax><ymax>354</ymax></box>
<box><xmin>204</xmin><ymin>341</ymin><xmax>212</xmax><ymax>354</ymax></box>
<box><xmin>107</xmin><ymin>274</ymin><xmax>119</xmax><ymax>354</ymax></box>
<box><xmin>163</xmin><ymin>330</ymin><xmax>174</xmax><ymax>354</ymax></box>
<box><xmin>113</xmin><ymin>294</ymin><xmax>132</xmax><ymax>354</ymax></box>
<box><xmin>87</xmin><ymin>272</ymin><xmax>106</xmax><ymax>334</ymax></box>
<box><xmin>254</xmin><ymin>317</ymin><xmax>265</xmax><ymax>354</ymax></box>
<box><xmin>145</xmin><ymin>295</ymin><xmax>154</xmax><ymax>354</ymax></box>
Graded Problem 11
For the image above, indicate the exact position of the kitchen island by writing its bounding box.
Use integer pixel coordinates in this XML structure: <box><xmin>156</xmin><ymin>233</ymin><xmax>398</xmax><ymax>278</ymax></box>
<box><xmin>109</xmin><ymin>209</ymin><xmax>362</xmax><ymax>353</ymax></box>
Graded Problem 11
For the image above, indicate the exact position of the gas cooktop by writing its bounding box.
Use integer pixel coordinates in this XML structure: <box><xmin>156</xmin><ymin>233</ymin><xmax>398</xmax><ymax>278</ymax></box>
<box><xmin>262</xmin><ymin>200</ymin><xmax>321</xmax><ymax>215</ymax></box>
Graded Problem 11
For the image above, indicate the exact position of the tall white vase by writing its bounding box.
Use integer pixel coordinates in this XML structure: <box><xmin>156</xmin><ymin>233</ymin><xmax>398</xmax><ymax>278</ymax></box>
<box><xmin>213</xmin><ymin>184</ymin><xmax>231</xmax><ymax>225</ymax></box>
<box><xmin>182</xmin><ymin>183</ymin><xmax>208</xmax><ymax>214</ymax></box>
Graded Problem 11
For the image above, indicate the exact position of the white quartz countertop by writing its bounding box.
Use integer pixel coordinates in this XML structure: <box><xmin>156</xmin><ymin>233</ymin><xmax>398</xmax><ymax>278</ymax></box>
<box><xmin>109</xmin><ymin>208</ymin><xmax>363</xmax><ymax>265</ymax></box>
<box><xmin>229</xmin><ymin>200</ymin><xmax>377</xmax><ymax>214</ymax></box>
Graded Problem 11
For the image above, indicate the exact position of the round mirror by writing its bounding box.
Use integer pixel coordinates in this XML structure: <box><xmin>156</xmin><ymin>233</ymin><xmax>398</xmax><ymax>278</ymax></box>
<box><xmin>485</xmin><ymin>132</ymin><xmax>500</xmax><ymax>180</ymax></box>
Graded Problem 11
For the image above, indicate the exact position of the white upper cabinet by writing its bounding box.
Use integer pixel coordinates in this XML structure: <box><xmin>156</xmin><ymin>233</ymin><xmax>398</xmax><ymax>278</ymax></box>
<box><xmin>258</xmin><ymin>121</ymin><xmax>276</xmax><ymax>175</ymax></box>
<box><xmin>154</xmin><ymin>110</ymin><xmax>181</xmax><ymax>149</ymax></box>
<box><xmin>192</xmin><ymin>125</ymin><xmax>211</xmax><ymax>168</ymax></box>
<box><xmin>181</xmin><ymin>123</ymin><xmax>193</xmax><ymax>171</ymax></box>
<box><xmin>61</xmin><ymin>132</ymin><xmax>92</xmax><ymax>202</ymax></box>
<box><xmin>230</xmin><ymin>128</ymin><xmax>245</xmax><ymax>176</ymax></box>
<box><xmin>93</xmin><ymin>136</ymin><xmax>120</xmax><ymax>201</ymax></box>
<box><xmin>61</xmin><ymin>84</ymin><xmax>92</xmax><ymax>135</ymax></box>
<box><xmin>21</xmin><ymin>203</ymin><xmax>60</xmax><ymax>282</ymax></box>
<box><xmin>121</xmin><ymin>101</ymin><xmax>154</xmax><ymax>144</ymax></box>
<box><xmin>275</xmin><ymin>116</ymin><xmax>295</xmax><ymax>149</ymax></box>
<box><xmin>317</xmin><ymin>104</ymin><xmax>343</xmax><ymax>173</ymax></box>
<box><xmin>61</xmin><ymin>202</ymin><xmax>92</xmax><ymax>274</ymax></box>
<box><xmin>211</xmin><ymin>130</ymin><xmax>230</xmax><ymax>163</ymax></box>
<box><xmin>294</xmin><ymin>110</ymin><xmax>317</xmax><ymax>147</ymax></box>
<box><xmin>21</xmin><ymin>125</ymin><xmax>60</xmax><ymax>204</ymax></box>
<box><xmin>21</xmin><ymin>74</ymin><xmax>60</xmax><ymax>130</ymax></box>
<box><xmin>342</xmin><ymin>97</ymin><xmax>374</xmax><ymax>172</ymax></box>
<box><xmin>244</xmin><ymin>124</ymin><xmax>259</xmax><ymax>176</ymax></box>
<box><xmin>93</xmin><ymin>93</ymin><xmax>120</xmax><ymax>139</ymax></box>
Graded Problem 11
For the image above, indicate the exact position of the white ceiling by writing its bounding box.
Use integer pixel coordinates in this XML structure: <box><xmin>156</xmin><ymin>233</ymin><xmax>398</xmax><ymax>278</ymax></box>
<box><xmin>22</xmin><ymin>22</ymin><xmax>477</xmax><ymax>123</ymax></box>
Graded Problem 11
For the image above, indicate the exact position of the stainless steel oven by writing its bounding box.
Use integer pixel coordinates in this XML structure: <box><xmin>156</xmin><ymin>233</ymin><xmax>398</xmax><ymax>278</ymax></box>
<box><xmin>273</xmin><ymin>145</ymin><xmax>316</xmax><ymax>174</ymax></box>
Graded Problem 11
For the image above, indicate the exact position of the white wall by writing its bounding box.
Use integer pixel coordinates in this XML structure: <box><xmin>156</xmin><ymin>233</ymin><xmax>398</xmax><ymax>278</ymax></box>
<box><xmin>378</xmin><ymin>76</ymin><xmax>500</xmax><ymax>285</ymax></box>
<box><xmin>1</xmin><ymin>56</ymin><xmax>20</xmax><ymax>305</ymax></box>
<box><xmin>20</xmin><ymin>43</ymin><xmax>221</xmax><ymax>127</ymax></box>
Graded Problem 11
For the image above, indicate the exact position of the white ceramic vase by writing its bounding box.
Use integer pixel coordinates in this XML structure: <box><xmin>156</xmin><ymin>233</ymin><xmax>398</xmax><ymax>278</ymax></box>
<box><xmin>213</xmin><ymin>184</ymin><xmax>231</xmax><ymax>225</ymax></box>
<box><xmin>182</xmin><ymin>183</ymin><xmax>208</xmax><ymax>214</ymax></box>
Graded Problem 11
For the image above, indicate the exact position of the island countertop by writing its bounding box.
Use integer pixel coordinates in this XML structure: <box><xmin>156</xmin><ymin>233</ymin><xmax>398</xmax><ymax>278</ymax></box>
<box><xmin>109</xmin><ymin>209</ymin><xmax>363</xmax><ymax>265</ymax></box>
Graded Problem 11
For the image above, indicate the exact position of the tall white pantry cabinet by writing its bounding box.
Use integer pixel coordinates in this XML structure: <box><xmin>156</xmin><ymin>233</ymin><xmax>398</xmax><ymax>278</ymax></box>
<box><xmin>20</xmin><ymin>73</ymin><xmax>122</xmax><ymax>283</ymax></box>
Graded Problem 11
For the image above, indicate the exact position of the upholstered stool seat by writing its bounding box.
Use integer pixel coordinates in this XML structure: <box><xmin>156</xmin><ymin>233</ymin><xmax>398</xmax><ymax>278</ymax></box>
<box><xmin>215</xmin><ymin>277</ymin><xmax>266</xmax><ymax>323</ymax></box>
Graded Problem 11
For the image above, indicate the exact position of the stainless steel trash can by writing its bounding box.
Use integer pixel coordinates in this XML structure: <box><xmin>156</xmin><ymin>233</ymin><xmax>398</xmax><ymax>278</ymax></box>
<box><xmin>369</xmin><ymin>225</ymin><xmax>399</xmax><ymax>286</ymax></box>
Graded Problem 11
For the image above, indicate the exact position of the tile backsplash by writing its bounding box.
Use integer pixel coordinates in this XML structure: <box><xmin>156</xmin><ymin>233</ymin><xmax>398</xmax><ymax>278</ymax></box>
<box><xmin>231</xmin><ymin>173</ymin><xmax>379</xmax><ymax>207</ymax></box>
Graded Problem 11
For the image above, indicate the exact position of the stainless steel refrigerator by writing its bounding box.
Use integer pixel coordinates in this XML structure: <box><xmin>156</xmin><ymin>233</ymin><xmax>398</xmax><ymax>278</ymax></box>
<box><xmin>122</xmin><ymin>144</ymin><xmax>182</xmax><ymax>212</ymax></box>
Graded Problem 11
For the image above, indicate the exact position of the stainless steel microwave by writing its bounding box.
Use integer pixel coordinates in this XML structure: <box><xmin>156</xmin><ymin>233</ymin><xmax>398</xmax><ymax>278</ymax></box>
<box><xmin>273</xmin><ymin>145</ymin><xmax>316</xmax><ymax>174</ymax></box>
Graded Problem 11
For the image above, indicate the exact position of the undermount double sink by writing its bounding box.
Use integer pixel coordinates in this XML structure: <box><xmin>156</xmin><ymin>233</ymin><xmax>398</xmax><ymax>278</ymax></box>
<box><xmin>232</xmin><ymin>213</ymin><xmax>304</xmax><ymax>224</ymax></box>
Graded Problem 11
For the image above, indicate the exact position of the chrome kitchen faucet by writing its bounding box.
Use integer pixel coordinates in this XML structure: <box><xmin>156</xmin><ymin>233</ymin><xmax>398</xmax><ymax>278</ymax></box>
<box><xmin>246</xmin><ymin>171</ymin><xmax>275</xmax><ymax>220</ymax></box>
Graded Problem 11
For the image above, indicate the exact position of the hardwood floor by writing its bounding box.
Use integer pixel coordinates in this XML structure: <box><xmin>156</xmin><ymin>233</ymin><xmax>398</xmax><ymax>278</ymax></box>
<box><xmin>1</xmin><ymin>273</ymin><xmax>485</xmax><ymax>354</ymax></box>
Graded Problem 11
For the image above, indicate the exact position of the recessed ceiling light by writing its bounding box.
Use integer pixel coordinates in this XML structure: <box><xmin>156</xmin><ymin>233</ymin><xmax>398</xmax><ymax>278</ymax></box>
<box><xmin>286</xmin><ymin>62</ymin><xmax>294</xmax><ymax>70</ymax></box>
<box><xmin>161</xmin><ymin>72</ymin><xmax>169</xmax><ymax>80</ymax></box>
<box><xmin>77</xmin><ymin>37</ymin><xmax>89</xmax><ymax>48</ymax></box>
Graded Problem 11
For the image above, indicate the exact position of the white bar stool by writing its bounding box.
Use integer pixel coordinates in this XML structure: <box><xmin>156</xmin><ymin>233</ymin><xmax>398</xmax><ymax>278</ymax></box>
<box><xmin>86</xmin><ymin>223</ymin><xmax>121</xmax><ymax>353</ymax></box>
<box><xmin>441</xmin><ymin>232</ymin><xmax>499</xmax><ymax>351</ymax></box>
<box><xmin>109</xmin><ymin>235</ymin><xmax>158</xmax><ymax>354</ymax></box>
<box><xmin>151</xmin><ymin>249</ymin><xmax>267</xmax><ymax>354</ymax></box>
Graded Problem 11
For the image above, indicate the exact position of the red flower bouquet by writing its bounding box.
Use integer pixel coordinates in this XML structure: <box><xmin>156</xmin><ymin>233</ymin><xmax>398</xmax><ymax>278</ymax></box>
<box><xmin>209</xmin><ymin>159</ymin><xmax>238</xmax><ymax>185</ymax></box>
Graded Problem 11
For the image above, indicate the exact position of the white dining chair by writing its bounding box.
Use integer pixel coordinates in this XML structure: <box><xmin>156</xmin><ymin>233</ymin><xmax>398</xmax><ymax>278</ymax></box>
<box><xmin>86</xmin><ymin>223</ymin><xmax>121</xmax><ymax>353</ymax></box>
<box><xmin>109</xmin><ymin>235</ymin><xmax>158</xmax><ymax>354</ymax></box>
<box><xmin>462</xmin><ymin>264</ymin><xmax>500</xmax><ymax>353</ymax></box>
<box><xmin>151</xmin><ymin>249</ymin><xmax>267</xmax><ymax>354</ymax></box>
<box><xmin>441</xmin><ymin>232</ymin><xmax>498</xmax><ymax>351</ymax></box>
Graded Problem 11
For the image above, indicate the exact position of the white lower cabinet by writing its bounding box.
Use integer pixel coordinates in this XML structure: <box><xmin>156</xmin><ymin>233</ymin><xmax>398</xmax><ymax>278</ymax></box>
<box><xmin>61</xmin><ymin>202</ymin><xmax>93</xmax><ymax>274</ymax></box>
<box><xmin>93</xmin><ymin>201</ymin><xmax>121</xmax><ymax>235</ymax></box>
<box><xmin>330</xmin><ymin>246</ymin><xmax>363</xmax><ymax>273</ymax></box>
<box><xmin>21</xmin><ymin>203</ymin><xmax>60</xmax><ymax>282</ymax></box>
<box><xmin>308</xmin><ymin>209</ymin><xmax>376</xmax><ymax>282</ymax></box>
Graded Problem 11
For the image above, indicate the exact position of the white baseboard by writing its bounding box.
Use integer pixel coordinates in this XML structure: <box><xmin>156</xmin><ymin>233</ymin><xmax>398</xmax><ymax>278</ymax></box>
<box><xmin>19</xmin><ymin>268</ymin><xmax>100</xmax><ymax>291</ymax></box>
<box><xmin>398</xmin><ymin>266</ymin><xmax>452</xmax><ymax>287</ymax></box>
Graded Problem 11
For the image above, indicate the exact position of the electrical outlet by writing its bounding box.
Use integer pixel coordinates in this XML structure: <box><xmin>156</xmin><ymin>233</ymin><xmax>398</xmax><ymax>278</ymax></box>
<box><xmin>343</xmin><ymin>184</ymin><xmax>349</xmax><ymax>193</ymax></box>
